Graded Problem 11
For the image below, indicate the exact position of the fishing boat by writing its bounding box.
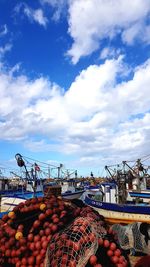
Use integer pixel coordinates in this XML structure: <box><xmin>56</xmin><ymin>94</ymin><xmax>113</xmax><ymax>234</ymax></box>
<box><xmin>84</xmin><ymin>158</ymin><xmax>150</xmax><ymax>224</ymax></box>
<box><xmin>84</xmin><ymin>191</ymin><xmax>150</xmax><ymax>225</ymax></box>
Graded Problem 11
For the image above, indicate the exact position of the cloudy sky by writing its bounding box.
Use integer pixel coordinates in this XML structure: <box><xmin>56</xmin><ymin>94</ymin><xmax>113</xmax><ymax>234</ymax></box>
<box><xmin>0</xmin><ymin>0</ymin><xmax>150</xmax><ymax>176</ymax></box>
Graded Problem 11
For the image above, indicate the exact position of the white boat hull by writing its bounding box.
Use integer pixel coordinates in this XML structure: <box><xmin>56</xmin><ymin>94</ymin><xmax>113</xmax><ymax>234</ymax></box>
<box><xmin>0</xmin><ymin>190</ymin><xmax>85</xmax><ymax>213</ymax></box>
<box><xmin>62</xmin><ymin>191</ymin><xmax>84</xmax><ymax>200</ymax></box>
<box><xmin>1</xmin><ymin>196</ymin><xmax>25</xmax><ymax>212</ymax></box>
<box><xmin>88</xmin><ymin>205</ymin><xmax>150</xmax><ymax>224</ymax></box>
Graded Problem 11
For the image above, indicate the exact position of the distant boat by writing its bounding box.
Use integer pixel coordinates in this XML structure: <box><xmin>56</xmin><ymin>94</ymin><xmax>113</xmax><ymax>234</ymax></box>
<box><xmin>0</xmin><ymin>180</ymin><xmax>84</xmax><ymax>217</ymax></box>
<box><xmin>43</xmin><ymin>180</ymin><xmax>85</xmax><ymax>200</ymax></box>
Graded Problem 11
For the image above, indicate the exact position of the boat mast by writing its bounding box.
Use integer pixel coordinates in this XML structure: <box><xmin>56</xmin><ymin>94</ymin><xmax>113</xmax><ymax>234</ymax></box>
<box><xmin>15</xmin><ymin>153</ymin><xmax>37</xmax><ymax>197</ymax></box>
<box><xmin>57</xmin><ymin>163</ymin><xmax>63</xmax><ymax>179</ymax></box>
<box><xmin>116</xmin><ymin>168</ymin><xmax>127</xmax><ymax>204</ymax></box>
<box><xmin>105</xmin><ymin>166</ymin><xmax>114</xmax><ymax>180</ymax></box>
<box><xmin>105</xmin><ymin>165</ymin><xmax>127</xmax><ymax>204</ymax></box>
<box><xmin>123</xmin><ymin>159</ymin><xmax>146</xmax><ymax>191</ymax></box>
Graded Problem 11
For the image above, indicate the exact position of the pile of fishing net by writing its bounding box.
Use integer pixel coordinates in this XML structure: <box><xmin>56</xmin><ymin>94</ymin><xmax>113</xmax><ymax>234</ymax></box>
<box><xmin>45</xmin><ymin>207</ymin><xmax>129</xmax><ymax>267</ymax></box>
<box><xmin>45</xmin><ymin>207</ymin><xmax>106</xmax><ymax>267</ymax></box>
<box><xmin>0</xmin><ymin>196</ymin><xmax>130</xmax><ymax>267</ymax></box>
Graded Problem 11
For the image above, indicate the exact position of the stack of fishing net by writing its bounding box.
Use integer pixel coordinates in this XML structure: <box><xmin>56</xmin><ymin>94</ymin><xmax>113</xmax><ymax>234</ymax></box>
<box><xmin>112</xmin><ymin>222</ymin><xmax>150</xmax><ymax>254</ymax></box>
<box><xmin>45</xmin><ymin>207</ymin><xmax>107</xmax><ymax>267</ymax></box>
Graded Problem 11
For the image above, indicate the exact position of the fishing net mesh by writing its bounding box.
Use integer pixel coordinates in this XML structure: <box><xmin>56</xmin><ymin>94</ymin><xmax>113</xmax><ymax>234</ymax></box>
<box><xmin>45</xmin><ymin>212</ymin><xmax>107</xmax><ymax>267</ymax></box>
<box><xmin>112</xmin><ymin>222</ymin><xmax>150</xmax><ymax>254</ymax></box>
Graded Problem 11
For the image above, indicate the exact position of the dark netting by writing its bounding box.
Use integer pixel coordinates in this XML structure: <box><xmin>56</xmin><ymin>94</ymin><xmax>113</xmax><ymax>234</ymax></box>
<box><xmin>112</xmin><ymin>222</ymin><xmax>150</xmax><ymax>254</ymax></box>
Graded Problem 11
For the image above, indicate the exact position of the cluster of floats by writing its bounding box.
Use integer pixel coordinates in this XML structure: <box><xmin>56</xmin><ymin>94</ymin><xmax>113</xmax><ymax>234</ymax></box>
<box><xmin>1</xmin><ymin>153</ymin><xmax>150</xmax><ymax>225</ymax></box>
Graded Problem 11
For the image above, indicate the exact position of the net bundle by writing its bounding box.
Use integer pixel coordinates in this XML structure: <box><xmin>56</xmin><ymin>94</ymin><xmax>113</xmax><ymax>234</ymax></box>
<box><xmin>45</xmin><ymin>208</ymin><xmax>107</xmax><ymax>267</ymax></box>
<box><xmin>112</xmin><ymin>222</ymin><xmax>150</xmax><ymax>254</ymax></box>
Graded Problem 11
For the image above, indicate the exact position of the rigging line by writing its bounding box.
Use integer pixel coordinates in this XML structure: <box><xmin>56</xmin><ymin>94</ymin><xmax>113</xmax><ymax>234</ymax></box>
<box><xmin>141</xmin><ymin>153</ymin><xmax>150</xmax><ymax>159</ymax></box>
<box><xmin>141</xmin><ymin>155</ymin><xmax>150</xmax><ymax>163</ymax></box>
<box><xmin>105</xmin><ymin>162</ymin><xmax>122</xmax><ymax>167</ymax></box>
<box><xmin>24</xmin><ymin>157</ymin><xmax>57</xmax><ymax>168</ymax></box>
<box><xmin>23</xmin><ymin>158</ymin><xmax>32</xmax><ymax>165</ymax></box>
<box><xmin>22</xmin><ymin>155</ymin><xmax>59</xmax><ymax>168</ymax></box>
<box><xmin>125</xmin><ymin>159</ymin><xmax>137</xmax><ymax>163</ymax></box>
<box><xmin>126</xmin><ymin>153</ymin><xmax>150</xmax><ymax>163</ymax></box>
<box><xmin>0</xmin><ymin>166</ymin><xmax>20</xmax><ymax>171</ymax></box>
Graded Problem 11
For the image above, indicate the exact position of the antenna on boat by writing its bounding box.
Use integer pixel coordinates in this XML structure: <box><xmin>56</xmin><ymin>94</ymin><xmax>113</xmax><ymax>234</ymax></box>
<box><xmin>15</xmin><ymin>153</ymin><xmax>31</xmax><ymax>180</ymax></box>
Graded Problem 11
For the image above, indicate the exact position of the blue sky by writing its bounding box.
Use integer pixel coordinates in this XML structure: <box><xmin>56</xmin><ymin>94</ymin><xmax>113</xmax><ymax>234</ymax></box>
<box><xmin>0</xmin><ymin>0</ymin><xmax>150</xmax><ymax>177</ymax></box>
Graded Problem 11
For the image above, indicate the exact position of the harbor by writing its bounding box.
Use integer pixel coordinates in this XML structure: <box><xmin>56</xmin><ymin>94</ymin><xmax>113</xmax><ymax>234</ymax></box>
<box><xmin>1</xmin><ymin>0</ymin><xmax>150</xmax><ymax>266</ymax></box>
<box><xmin>1</xmin><ymin>154</ymin><xmax>150</xmax><ymax>266</ymax></box>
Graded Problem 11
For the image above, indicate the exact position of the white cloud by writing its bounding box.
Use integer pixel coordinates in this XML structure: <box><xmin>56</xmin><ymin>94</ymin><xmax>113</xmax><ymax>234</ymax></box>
<box><xmin>0</xmin><ymin>24</ymin><xmax>8</xmax><ymax>37</ymax></box>
<box><xmin>122</xmin><ymin>22</ymin><xmax>143</xmax><ymax>45</ymax></box>
<box><xmin>41</xmin><ymin>0</ymin><xmax>68</xmax><ymax>21</ymax></box>
<box><xmin>0</xmin><ymin>57</ymin><xmax>150</xmax><ymax>167</ymax></box>
<box><xmin>100</xmin><ymin>47</ymin><xmax>121</xmax><ymax>60</ymax></box>
<box><xmin>14</xmin><ymin>1</ymin><xmax>150</xmax><ymax>64</ymax></box>
<box><xmin>66</xmin><ymin>0</ymin><xmax>150</xmax><ymax>63</ymax></box>
<box><xmin>15</xmin><ymin>3</ymin><xmax>48</xmax><ymax>27</ymax></box>
<box><xmin>64</xmin><ymin>56</ymin><xmax>124</xmax><ymax>120</ymax></box>
<box><xmin>0</xmin><ymin>44</ymin><xmax>12</xmax><ymax>58</ymax></box>
<box><xmin>141</xmin><ymin>25</ymin><xmax>150</xmax><ymax>44</ymax></box>
<box><xmin>25</xmin><ymin>139</ymin><xmax>61</xmax><ymax>152</ymax></box>
<box><xmin>24</xmin><ymin>6</ymin><xmax>48</xmax><ymax>27</ymax></box>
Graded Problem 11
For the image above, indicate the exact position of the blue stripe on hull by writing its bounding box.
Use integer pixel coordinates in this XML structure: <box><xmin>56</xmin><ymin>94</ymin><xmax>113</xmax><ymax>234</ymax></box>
<box><xmin>1</xmin><ymin>190</ymin><xmax>84</xmax><ymax>199</ymax></box>
<box><xmin>129</xmin><ymin>192</ymin><xmax>150</xmax><ymax>198</ymax></box>
<box><xmin>1</xmin><ymin>191</ymin><xmax>43</xmax><ymax>198</ymax></box>
<box><xmin>0</xmin><ymin>211</ymin><xmax>8</xmax><ymax>219</ymax></box>
<box><xmin>84</xmin><ymin>196</ymin><xmax>150</xmax><ymax>215</ymax></box>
